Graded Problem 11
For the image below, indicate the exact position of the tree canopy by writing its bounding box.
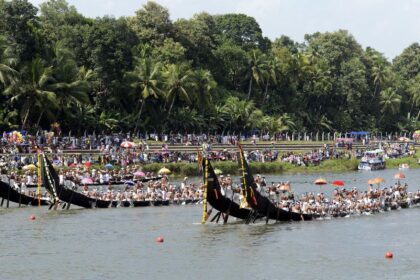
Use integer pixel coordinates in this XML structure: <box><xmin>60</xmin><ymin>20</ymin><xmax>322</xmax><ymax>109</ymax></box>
<box><xmin>0</xmin><ymin>0</ymin><xmax>419</xmax><ymax>134</ymax></box>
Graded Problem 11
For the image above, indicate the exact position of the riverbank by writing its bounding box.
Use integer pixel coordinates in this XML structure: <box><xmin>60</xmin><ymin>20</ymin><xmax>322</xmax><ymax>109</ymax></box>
<box><xmin>139</xmin><ymin>156</ymin><xmax>419</xmax><ymax>177</ymax></box>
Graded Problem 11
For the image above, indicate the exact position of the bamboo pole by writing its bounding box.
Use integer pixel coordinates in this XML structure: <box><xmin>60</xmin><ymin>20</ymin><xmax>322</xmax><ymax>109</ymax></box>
<box><xmin>37</xmin><ymin>152</ymin><xmax>41</xmax><ymax>207</ymax></box>
<box><xmin>201</xmin><ymin>158</ymin><xmax>208</xmax><ymax>224</ymax></box>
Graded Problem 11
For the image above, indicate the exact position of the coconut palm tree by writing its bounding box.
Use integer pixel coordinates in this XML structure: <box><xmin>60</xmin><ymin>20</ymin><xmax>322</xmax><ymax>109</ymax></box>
<box><xmin>33</xmin><ymin>42</ymin><xmax>91</xmax><ymax>126</ymax></box>
<box><xmin>372</xmin><ymin>62</ymin><xmax>389</xmax><ymax>100</ymax></box>
<box><xmin>408</xmin><ymin>75</ymin><xmax>420</xmax><ymax>118</ymax></box>
<box><xmin>0</xmin><ymin>36</ymin><xmax>18</xmax><ymax>86</ymax></box>
<box><xmin>163</xmin><ymin>63</ymin><xmax>194</xmax><ymax>119</ymax></box>
<box><xmin>191</xmin><ymin>68</ymin><xmax>217</xmax><ymax>115</ymax></box>
<box><xmin>221</xmin><ymin>96</ymin><xmax>257</xmax><ymax>132</ymax></box>
<box><xmin>277</xmin><ymin>113</ymin><xmax>296</xmax><ymax>132</ymax></box>
<box><xmin>380</xmin><ymin>88</ymin><xmax>401</xmax><ymax>115</ymax></box>
<box><xmin>126</xmin><ymin>56</ymin><xmax>162</xmax><ymax>131</ymax></box>
<box><xmin>247</xmin><ymin>50</ymin><xmax>266</xmax><ymax>100</ymax></box>
<box><xmin>262</xmin><ymin>56</ymin><xmax>279</xmax><ymax>102</ymax></box>
<box><xmin>7</xmin><ymin>58</ymin><xmax>58</xmax><ymax>128</ymax></box>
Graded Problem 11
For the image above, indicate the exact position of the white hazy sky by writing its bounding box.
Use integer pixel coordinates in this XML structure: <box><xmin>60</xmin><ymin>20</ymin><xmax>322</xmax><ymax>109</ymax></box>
<box><xmin>28</xmin><ymin>0</ymin><xmax>420</xmax><ymax>60</ymax></box>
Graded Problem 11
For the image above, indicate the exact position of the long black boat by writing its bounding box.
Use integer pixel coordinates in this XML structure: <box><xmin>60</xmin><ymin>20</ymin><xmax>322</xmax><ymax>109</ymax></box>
<box><xmin>0</xmin><ymin>181</ymin><xmax>50</xmax><ymax>207</ymax></box>
<box><xmin>43</xmin><ymin>155</ymin><xmax>112</xmax><ymax>209</ymax></box>
<box><xmin>237</xmin><ymin>146</ymin><xmax>313</xmax><ymax>222</ymax></box>
<box><xmin>25</xmin><ymin>176</ymin><xmax>163</xmax><ymax>189</ymax></box>
<box><xmin>42</xmin><ymin>154</ymin><xmax>174</xmax><ymax>209</ymax></box>
<box><xmin>202</xmin><ymin>157</ymin><xmax>254</xmax><ymax>222</ymax></box>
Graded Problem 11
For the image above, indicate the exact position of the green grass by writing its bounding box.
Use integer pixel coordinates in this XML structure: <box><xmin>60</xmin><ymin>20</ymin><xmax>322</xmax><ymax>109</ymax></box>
<box><xmin>42</xmin><ymin>152</ymin><xmax>418</xmax><ymax>177</ymax></box>
<box><xmin>139</xmin><ymin>158</ymin><xmax>361</xmax><ymax>177</ymax></box>
<box><xmin>386</xmin><ymin>156</ymin><xmax>420</xmax><ymax>169</ymax></box>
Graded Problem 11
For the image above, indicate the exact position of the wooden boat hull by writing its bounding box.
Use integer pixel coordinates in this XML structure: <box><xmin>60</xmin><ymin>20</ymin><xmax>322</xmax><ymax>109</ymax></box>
<box><xmin>132</xmin><ymin>200</ymin><xmax>151</xmax><ymax>207</ymax></box>
<box><xmin>237</xmin><ymin>149</ymin><xmax>313</xmax><ymax>222</ymax></box>
<box><xmin>0</xmin><ymin>181</ymin><xmax>50</xmax><ymax>206</ymax></box>
<box><xmin>203</xmin><ymin>159</ymin><xmax>253</xmax><ymax>221</ymax></box>
<box><xmin>44</xmin><ymin>156</ymin><xmax>111</xmax><ymax>208</ymax></box>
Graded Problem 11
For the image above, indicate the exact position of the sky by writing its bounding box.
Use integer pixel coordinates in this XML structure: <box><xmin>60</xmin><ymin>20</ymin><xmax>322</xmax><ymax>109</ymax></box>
<box><xmin>28</xmin><ymin>0</ymin><xmax>420</xmax><ymax>60</ymax></box>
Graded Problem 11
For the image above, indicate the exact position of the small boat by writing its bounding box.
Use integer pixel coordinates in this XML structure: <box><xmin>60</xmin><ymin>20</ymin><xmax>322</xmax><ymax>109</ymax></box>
<box><xmin>358</xmin><ymin>149</ymin><xmax>386</xmax><ymax>171</ymax></box>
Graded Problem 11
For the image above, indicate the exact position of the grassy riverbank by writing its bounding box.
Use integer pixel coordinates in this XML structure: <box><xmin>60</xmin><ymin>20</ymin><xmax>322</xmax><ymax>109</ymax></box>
<box><xmin>141</xmin><ymin>158</ymin><xmax>361</xmax><ymax>177</ymax></box>
<box><xmin>140</xmin><ymin>156</ymin><xmax>419</xmax><ymax>177</ymax></box>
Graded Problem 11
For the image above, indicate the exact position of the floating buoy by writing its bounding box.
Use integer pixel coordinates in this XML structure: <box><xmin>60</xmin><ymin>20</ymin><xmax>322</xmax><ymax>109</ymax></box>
<box><xmin>29</xmin><ymin>215</ymin><xmax>36</xmax><ymax>220</ymax></box>
<box><xmin>385</xmin><ymin>251</ymin><xmax>393</xmax><ymax>259</ymax></box>
<box><xmin>155</xmin><ymin>236</ymin><xmax>164</xmax><ymax>243</ymax></box>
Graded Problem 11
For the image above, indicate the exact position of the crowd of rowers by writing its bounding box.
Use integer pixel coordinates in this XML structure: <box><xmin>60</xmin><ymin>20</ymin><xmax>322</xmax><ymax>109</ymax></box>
<box><xmin>283</xmin><ymin>184</ymin><xmax>419</xmax><ymax>217</ymax></box>
<box><xmin>68</xmin><ymin>176</ymin><xmax>204</xmax><ymax>204</ymax></box>
<box><xmin>2</xmin><ymin>165</ymin><xmax>418</xmax><ymax>215</ymax></box>
<box><xmin>220</xmin><ymin>175</ymin><xmax>418</xmax><ymax>218</ymax></box>
<box><xmin>7</xmin><ymin>171</ymin><xmax>204</xmax><ymax>204</ymax></box>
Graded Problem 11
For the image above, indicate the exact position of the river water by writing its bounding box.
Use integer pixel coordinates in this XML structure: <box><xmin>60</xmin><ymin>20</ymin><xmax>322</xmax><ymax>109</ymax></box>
<box><xmin>1</xmin><ymin>169</ymin><xmax>419</xmax><ymax>280</ymax></box>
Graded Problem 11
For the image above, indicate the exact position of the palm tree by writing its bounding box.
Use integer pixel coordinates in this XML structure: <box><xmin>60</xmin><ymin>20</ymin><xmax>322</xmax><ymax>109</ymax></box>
<box><xmin>277</xmin><ymin>113</ymin><xmax>296</xmax><ymax>132</ymax></box>
<box><xmin>408</xmin><ymin>75</ymin><xmax>420</xmax><ymax>118</ymax></box>
<box><xmin>163</xmin><ymin>64</ymin><xmax>194</xmax><ymax>119</ymax></box>
<box><xmin>380</xmin><ymin>88</ymin><xmax>401</xmax><ymax>115</ymax></box>
<box><xmin>247</xmin><ymin>50</ymin><xmax>266</xmax><ymax>100</ymax></box>
<box><xmin>37</xmin><ymin>42</ymin><xmax>91</xmax><ymax>127</ymax></box>
<box><xmin>262</xmin><ymin>56</ymin><xmax>279</xmax><ymax>102</ymax></box>
<box><xmin>221</xmin><ymin>96</ymin><xmax>256</xmax><ymax>132</ymax></box>
<box><xmin>261</xmin><ymin>116</ymin><xmax>279</xmax><ymax>135</ymax></box>
<box><xmin>0</xmin><ymin>36</ymin><xmax>18</xmax><ymax>86</ymax></box>
<box><xmin>7</xmin><ymin>58</ymin><xmax>58</xmax><ymax>128</ymax></box>
<box><xmin>126</xmin><ymin>56</ymin><xmax>162</xmax><ymax>131</ymax></box>
<box><xmin>372</xmin><ymin>62</ymin><xmax>389</xmax><ymax>101</ymax></box>
<box><xmin>191</xmin><ymin>69</ymin><xmax>217</xmax><ymax>115</ymax></box>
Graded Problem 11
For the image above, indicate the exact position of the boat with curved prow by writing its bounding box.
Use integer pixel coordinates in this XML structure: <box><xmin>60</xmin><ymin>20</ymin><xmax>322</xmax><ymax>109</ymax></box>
<box><xmin>237</xmin><ymin>145</ymin><xmax>313</xmax><ymax>222</ymax></box>
<box><xmin>0</xmin><ymin>180</ymin><xmax>50</xmax><ymax>207</ymax></box>
<box><xmin>201</xmin><ymin>157</ymin><xmax>255</xmax><ymax>223</ymax></box>
<box><xmin>42</xmin><ymin>154</ymin><xmax>112</xmax><ymax>208</ymax></box>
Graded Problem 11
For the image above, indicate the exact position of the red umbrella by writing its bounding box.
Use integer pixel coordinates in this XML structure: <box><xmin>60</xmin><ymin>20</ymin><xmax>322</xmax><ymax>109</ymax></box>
<box><xmin>84</xmin><ymin>162</ymin><xmax>92</xmax><ymax>168</ymax></box>
<box><xmin>332</xmin><ymin>180</ymin><xmax>345</xmax><ymax>187</ymax></box>
<box><xmin>394</xmin><ymin>172</ymin><xmax>405</xmax><ymax>180</ymax></box>
<box><xmin>69</xmin><ymin>163</ymin><xmax>77</xmax><ymax>168</ymax></box>
<box><xmin>314</xmin><ymin>178</ymin><xmax>327</xmax><ymax>185</ymax></box>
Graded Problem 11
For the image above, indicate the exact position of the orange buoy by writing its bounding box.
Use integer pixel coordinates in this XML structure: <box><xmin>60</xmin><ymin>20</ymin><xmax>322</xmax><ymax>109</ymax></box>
<box><xmin>29</xmin><ymin>215</ymin><xmax>36</xmax><ymax>220</ymax></box>
<box><xmin>385</xmin><ymin>251</ymin><xmax>393</xmax><ymax>259</ymax></box>
<box><xmin>155</xmin><ymin>236</ymin><xmax>164</xmax><ymax>243</ymax></box>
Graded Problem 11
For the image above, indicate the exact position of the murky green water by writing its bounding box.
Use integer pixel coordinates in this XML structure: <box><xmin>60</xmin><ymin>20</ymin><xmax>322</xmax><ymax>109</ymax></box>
<box><xmin>1</xmin><ymin>169</ymin><xmax>419</xmax><ymax>280</ymax></box>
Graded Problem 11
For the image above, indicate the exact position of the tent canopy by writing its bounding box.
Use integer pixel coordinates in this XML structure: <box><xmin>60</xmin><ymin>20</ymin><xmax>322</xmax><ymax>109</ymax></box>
<box><xmin>350</xmin><ymin>131</ymin><xmax>369</xmax><ymax>136</ymax></box>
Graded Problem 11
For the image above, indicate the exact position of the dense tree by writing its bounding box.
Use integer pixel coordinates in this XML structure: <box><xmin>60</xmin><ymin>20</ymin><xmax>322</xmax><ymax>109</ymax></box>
<box><xmin>0</xmin><ymin>0</ymin><xmax>418</xmax><ymax>134</ymax></box>
<box><xmin>128</xmin><ymin>1</ymin><xmax>173</xmax><ymax>46</ymax></box>
<box><xmin>393</xmin><ymin>43</ymin><xmax>420</xmax><ymax>80</ymax></box>
<box><xmin>174</xmin><ymin>12</ymin><xmax>219</xmax><ymax>68</ymax></box>
<box><xmin>214</xmin><ymin>13</ymin><xmax>270</xmax><ymax>51</ymax></box>
<box><xmin>0</xmin><ymin>0</ymin><xmax>41</xmax><ymax>62</ymax></box>
<box><xmin>0</xmin><ymin>35</ymin><xmax>18</xmax><ymax>86</ymax></box>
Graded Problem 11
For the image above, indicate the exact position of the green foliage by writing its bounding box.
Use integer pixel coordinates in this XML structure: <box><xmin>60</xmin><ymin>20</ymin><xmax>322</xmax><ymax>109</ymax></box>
<box><xmin>140</xmin><ymin>158</ymin><xmax>363</xmax><ymax>177</ymax></box>
<box><xmin>214</xmin><ymin>13</ymin><xmax>269</xmax><ymax>51</ymax></box>
<box><xmin>0</xmin><ymin>0</ymin><xmax>419</xmax><ymax>134</ymax></box>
